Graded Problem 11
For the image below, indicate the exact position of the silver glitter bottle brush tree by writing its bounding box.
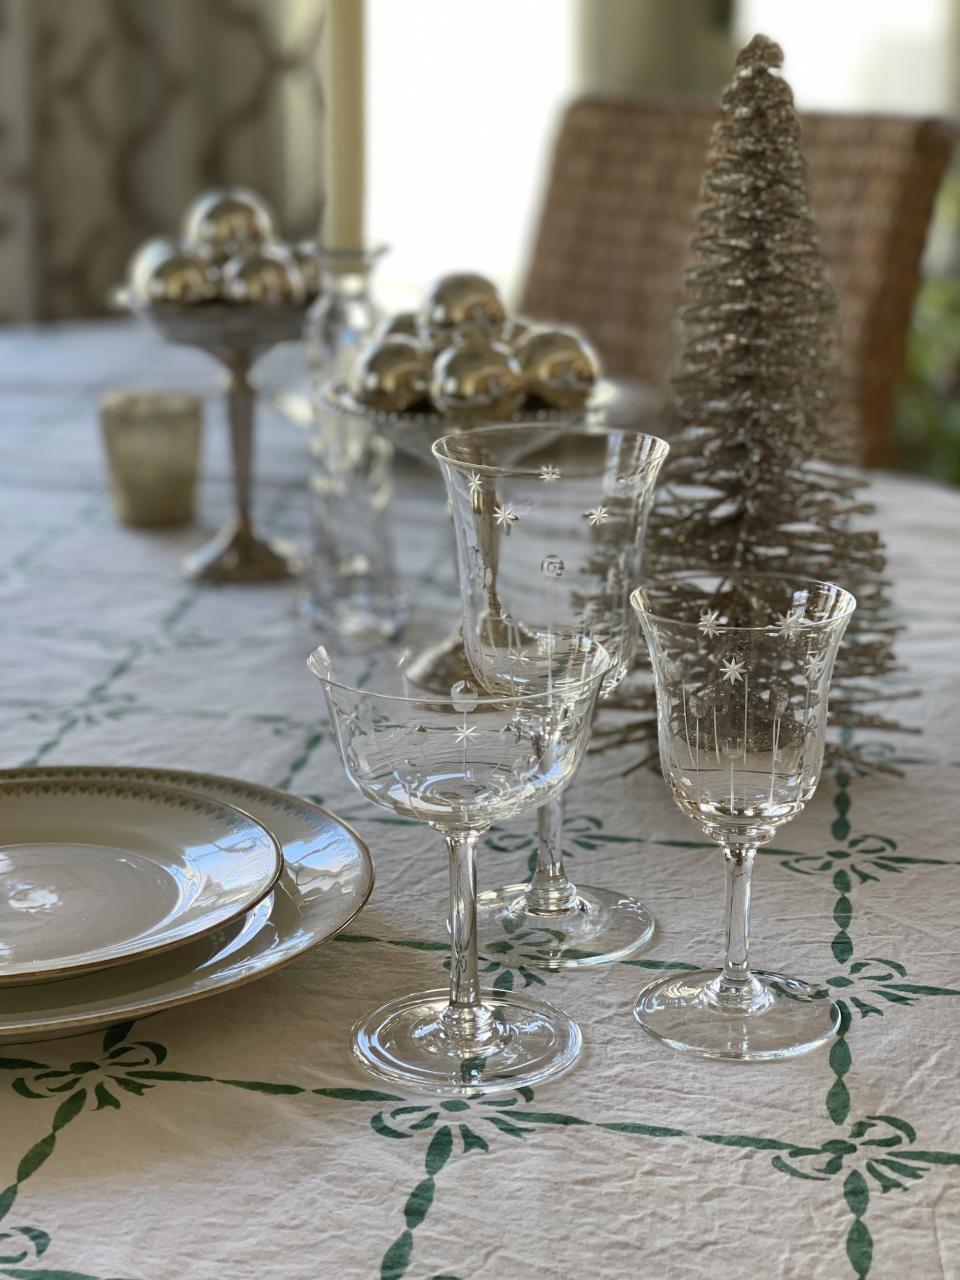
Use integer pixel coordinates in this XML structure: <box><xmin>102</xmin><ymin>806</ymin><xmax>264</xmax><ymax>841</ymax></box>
<box><xmin>597</xmin><ymin>34</ymin><xmax>915</xmax><ymax>772</ymax></box>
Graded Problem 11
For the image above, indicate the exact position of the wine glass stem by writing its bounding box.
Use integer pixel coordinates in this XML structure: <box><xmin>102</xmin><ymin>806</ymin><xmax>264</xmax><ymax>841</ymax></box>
<box><xmin>527</xmin><ymin>793</ymin><xmax>579</xmax><ymax>913</ymax></box>
<box><xmin>444</xmin><ymin>833</ymin><xmax>497</xmax><ymax>1043</ymax></box>
<box><xmin>226</xmin><ymin>356</ymin><xmax>254</xmax><ymax>529</ymax></box>
<box><xmin>719</xmin><ymin>843</ymin><xmax>757</xmax><ymax>992</ymax></box>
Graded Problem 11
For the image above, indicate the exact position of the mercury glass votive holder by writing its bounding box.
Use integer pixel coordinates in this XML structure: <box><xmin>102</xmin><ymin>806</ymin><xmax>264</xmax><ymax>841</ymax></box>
<box><xmin>101</xmin><ymin>392</ymin><xmax>203</xmax><ymax>528</ymax></box>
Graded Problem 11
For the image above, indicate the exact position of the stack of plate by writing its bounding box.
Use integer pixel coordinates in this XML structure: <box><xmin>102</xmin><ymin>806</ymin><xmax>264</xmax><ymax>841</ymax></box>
<box><xmin>0</xmin><ymin>767</ymin><xmax>374</xmax><ymax>1042</ymax></box>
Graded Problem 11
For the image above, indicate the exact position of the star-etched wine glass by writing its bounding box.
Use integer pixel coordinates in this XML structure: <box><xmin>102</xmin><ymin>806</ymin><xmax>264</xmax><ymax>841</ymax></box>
<box><xmin>631</xmin><ymin>571</ymin><xmax>856</xmax><ymax>1060</ymax></box>
<box><xmin>433</xmin><ymin>423</ymin><xmax>668</xmax><ymax>969</ymax></box>
<box><xmin>307</xmin><ymin>641</ymin><xmax>609</xmax><ymax>1095</ymax></box>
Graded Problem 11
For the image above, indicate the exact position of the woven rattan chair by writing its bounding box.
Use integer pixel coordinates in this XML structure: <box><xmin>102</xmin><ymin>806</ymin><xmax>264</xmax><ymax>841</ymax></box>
<box><xmin>521</xmin><ymin>98</ymin><xmax>955</xmax><ymax>466</ymax></box>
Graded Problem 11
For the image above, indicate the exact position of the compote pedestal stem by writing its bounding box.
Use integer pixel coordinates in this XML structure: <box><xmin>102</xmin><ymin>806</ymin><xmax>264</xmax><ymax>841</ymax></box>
<box><xmin>227</xmin><ymin>355</ymin><xmax>255</xmax><ymax>532</ymax></box>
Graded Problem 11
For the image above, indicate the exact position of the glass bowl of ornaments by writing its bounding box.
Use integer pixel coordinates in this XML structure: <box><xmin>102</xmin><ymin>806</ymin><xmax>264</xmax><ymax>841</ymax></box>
<box><xmin>327</xmin><ymin>271</ymin><xmax>615</xmax><ymax>467</ymax></box>
<box><xmin>112</xmin><ymin>187</ymin><xmax>320</xmax><ymax>584</ymax></box>
<box><xmin>309</xmin><ymin>272</ymin><xmax>617</xmax><ymax>688</ymax></box>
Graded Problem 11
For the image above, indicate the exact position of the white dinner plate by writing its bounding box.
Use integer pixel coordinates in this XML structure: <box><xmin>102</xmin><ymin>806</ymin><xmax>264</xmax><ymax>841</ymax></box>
<box><xmin>0</xmin><ymin>767</ymin><xmax>374</xmax><ymax>1041</ymax></box>
<box><xmin>0</xmin><ymin>777</ymin><xmax>282</xmax><ymax>984</ymax></box>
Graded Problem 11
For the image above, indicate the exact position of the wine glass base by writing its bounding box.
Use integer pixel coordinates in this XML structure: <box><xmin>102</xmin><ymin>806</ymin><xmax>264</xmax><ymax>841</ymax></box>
<box><xmin>633</xmin><ymin>969</ymin><xmax>840</xmax><ymax>1061</ymax></box>
<box><xmin>351</xmin><ymin>987</ymin><xmax>582</xmax><ymax>1097</ymax></box>
<box><xmin>475</xmin><ymin>883</ymin><xmax>655</xmax><ymax>970</ymax></box>
<box><xmin>183</xmin><ymin>519</ymin><xmax>300</xmax><ymax>584</ymax></box>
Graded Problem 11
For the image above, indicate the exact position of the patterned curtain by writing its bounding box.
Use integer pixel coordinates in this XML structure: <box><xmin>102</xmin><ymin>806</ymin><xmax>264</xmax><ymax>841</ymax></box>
<box><xmin>0</xmin><ymin>0</ymin><xmax>326</xmax><ymax>322</ymax></box>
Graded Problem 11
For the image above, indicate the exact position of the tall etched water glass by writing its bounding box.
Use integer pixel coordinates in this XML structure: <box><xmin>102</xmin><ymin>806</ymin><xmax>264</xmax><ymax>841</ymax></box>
<box><xmin>307</xmin><ymin>642</ymin><xmax>608</xmax><ymax>1096</ymax></box>
<box><xmin>433</xmin><ymin>424</ymin><xmax>668</xmax><ymax>969</ymax></box>
<box><xmin>631</xmin><ymin>572</ymin><xmax>856</xmax><ymax>1060</ymax></box>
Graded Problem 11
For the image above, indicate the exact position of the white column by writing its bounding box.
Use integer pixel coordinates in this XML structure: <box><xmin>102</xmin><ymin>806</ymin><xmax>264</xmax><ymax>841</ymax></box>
<box><xmin>323</xmin><ymin>0</ymin><xmax>366</xmax><ymax>250</ymax></box>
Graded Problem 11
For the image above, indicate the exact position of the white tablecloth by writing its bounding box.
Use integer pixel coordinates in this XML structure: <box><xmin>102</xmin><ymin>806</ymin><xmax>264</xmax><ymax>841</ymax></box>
<box><xmin>1</xmin><ymin>321</ymin><xmax>959</xmax><ymax>1280</ymax></box>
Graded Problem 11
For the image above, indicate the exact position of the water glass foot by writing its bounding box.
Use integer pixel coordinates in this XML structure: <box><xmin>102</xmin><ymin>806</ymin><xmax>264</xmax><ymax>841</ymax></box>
<box><xmin>476</xmin><ymin>883</ymin><xmax>655</xmax><ymax>971</ymax></box>
<box><xmin>351</xmin><ymin>987</ymin><xmax>582</xmax><ymax>1097</ymax></box>
<box><xmin>633</xmin><ymin>968</ymin><xmax>840</xmax><ymax>1061</ymax></box>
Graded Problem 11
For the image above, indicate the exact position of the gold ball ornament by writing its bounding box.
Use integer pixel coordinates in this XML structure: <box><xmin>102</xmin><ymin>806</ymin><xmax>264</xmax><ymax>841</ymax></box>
<box><xmin>145</xmin><ymin>246</ymin><xmax>219</xmax><ymax>304</ymax></box>
<box><xmin>352</xmin><ymin>336</ymin><xmax>431</xmax><ymax>413</ymax></box>
<box><xmin>182</xmin><ymin>187</ymin><xmax>275</xmax><ymax>261</ymax></box>
<box><xmin>220</xmin><ymin>246</ymin><xmax>307</xmax><ymax>306</ymax></box>
<box><xmin>517</xmin><ymin>327</ymin><xmax>600</xmax><ymax>409</ymax></box>
<box><xmin>290</xmin><ymin>243</ymin><xmax>322</xmax><ymax>298</ymax></box>
<box><xmin>431</xmin><ymin>339</ymin><xmax>525</xmax><ymax>421</ymax></box>
<box><xmin>420</xmin><ymin>273</ymin><xmax>507</xmax><ymax>346</ymax></box>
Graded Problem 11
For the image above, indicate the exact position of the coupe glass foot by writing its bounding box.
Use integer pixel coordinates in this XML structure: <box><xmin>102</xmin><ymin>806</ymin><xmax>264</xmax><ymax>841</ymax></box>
<box><xmin>633</xmin><ymin>968</ymin><xmax>840</xmax><ymax>1061</ymax></box>
<box><xmin>475</xmin><ymin>882</ymin><xmax>655</xmax><ymax>970</ymax></box>
<box><xmin>351</xmin><ymin>988</ymin><xmax>582</xmax><ymax>1096</ymax></box>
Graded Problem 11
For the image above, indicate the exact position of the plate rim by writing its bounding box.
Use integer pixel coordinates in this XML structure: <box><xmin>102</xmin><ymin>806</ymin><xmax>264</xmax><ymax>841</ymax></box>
<box><xmin>0</xmin><ymin>765</ymin><xmax>375</xmax><ymax>1040</ymax></box>
<box><xmin>0</xmin><ymin>774</ymin><xmax>284</xmax><ymax>984</ymax></box>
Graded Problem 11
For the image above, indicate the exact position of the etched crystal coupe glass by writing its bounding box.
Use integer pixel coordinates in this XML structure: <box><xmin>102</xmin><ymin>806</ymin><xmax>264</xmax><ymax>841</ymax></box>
<box><xmin>307</xmin><ymin>642</ymin><xmax>608</xmax><ymax>1095</ymax></box>
<box><xmin>631</xmin><ymin>571</ymin><xmax>856</xmax><ymax>1060</ymax></box>
<box><xmin>433</xmin><ymin>424</ymin><xmax>668</xmax><ymax>969</ymax></box>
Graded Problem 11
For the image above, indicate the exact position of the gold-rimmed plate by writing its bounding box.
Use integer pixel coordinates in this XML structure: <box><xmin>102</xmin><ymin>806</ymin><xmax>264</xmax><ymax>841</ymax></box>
<box><xmin>0</xmin><ymin>767</ymin><xmax>373</xmax><ymax>1040</ymax></box>
<box><xmin>0</xmin><ymin>777</ymin><xmax>283</xmax><ymax>985</ymax></box>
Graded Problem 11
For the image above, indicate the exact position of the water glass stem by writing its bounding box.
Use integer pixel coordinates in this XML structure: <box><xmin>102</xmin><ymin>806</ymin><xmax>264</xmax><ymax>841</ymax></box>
<box><xmin>720</xmin><ymin>843</ymin><xmax>756</xmax><ymax>991</ymax></box>
<box><xmin>443</xmin><ymin>833</ymin><xmax>497</xmax><ymax>1043</ymax></box>
<box><xmin>527</xmin><ymin>794</ymin><xmax>579</xmax><ymax>913</ymax></box>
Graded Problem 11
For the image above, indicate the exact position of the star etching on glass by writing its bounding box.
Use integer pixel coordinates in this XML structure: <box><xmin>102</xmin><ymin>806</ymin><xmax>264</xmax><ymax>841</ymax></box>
<box><xmin>454</xmin><ymin>722</ymin><xmax>479</xmax><ymax>745</ymax></box>
<box><xmin>538</xmin><ymin>464</ymin><xmax>561</xmax><ymax>483</ymax></box>
<box><xmin>773</xmin><ymin>610</ymin><xmax>803</xmax><ymax>638</ymax></box>
<box><xmin>343</xmin><ymin>708</ymin><xmax>363</xmax><ymax>735</ymax></box>
<box><xmin>803</xmin><ymin>652</ymin><xmax>826</xmax><ymax>682</ymax></box>
<box><xmin>494</xmin><ymin>505</ymin><xmax>518</xmax><ymax>532</ymax></box>
<box><xmin>698</xmin><ymin>609</ymin><xmax>722</xmax><ymax>637</ymax></box>
<box><xmin>468</xmin><ymin>472</ymin><xmax>483</xmax><ymax>506</ymax></box>
<box><xmin>720</xmin><ymin>655</ymin><xmax>746</xmax><ymax>685</ymax></box>
<box><xmin>584</xmin><ymin>506</ymin><xmax>609</xmax><ymax>526</ymax></box>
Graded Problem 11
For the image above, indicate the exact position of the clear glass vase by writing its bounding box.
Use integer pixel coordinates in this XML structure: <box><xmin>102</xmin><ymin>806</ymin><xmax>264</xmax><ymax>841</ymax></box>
<box><xmin>299</xmin><ymin>386</ymin><xmax>407</xmax><ymax>647</ymax></box>
<box><xmin>305</xmin><ymin>245</ymin><xmax>387</xmax><ymax>387</ymax></box>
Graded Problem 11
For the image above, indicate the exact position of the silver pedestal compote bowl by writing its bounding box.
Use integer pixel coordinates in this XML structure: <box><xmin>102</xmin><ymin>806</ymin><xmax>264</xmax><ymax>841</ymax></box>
<box><xmin>126</xmin><ymin>299</ymin><xmax>307</xmax><ymax>584</ymax></box>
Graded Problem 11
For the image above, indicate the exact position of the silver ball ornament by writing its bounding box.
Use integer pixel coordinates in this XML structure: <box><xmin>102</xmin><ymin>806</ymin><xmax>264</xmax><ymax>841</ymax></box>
<box><xmin>145</xmin><ymin>245</ymin><xmax>219</xmax><ymax>304</ymax></box>
<box><xmin>353</xmin><ymin>336</ymin><xmax>431</xmax><ymax>413</ymax></box>
<box><xmin>517</xmin><ymin>327</ymin><xmax>600</xmax><ymax>409</ymax></box>
<box><xmin>182</xmin><ymin>187</ymin><xmax>275</xmax><ymax>261</ymax></box>
<box><xmin>500</xmin><ymin>315</ymin><xmax>535</xmax><ymax>350</ymax></box>
<box><xmin>220</xmin><ymin>246</ymin><xmax>306</xmax><ymax>306</ymax></box>
<box><xmin>420</xmin><ymin>273</ymin><xmax>507</xmax><ymax>346</ymax></box>
<box><xmin>127</xmin><ymin>236</ymin><xmax>180</xmax><ymax>303</ymax></box>
<box><xmin>431</xmin><ymin>339</ymin><xmax>525</xmax><ymax>421</ymax></box>
<box><xmin>375</xmin><ymin>311</ymin><xmax>420</xmax><ymax>342</ymax></box>
<box><xmin>290</xmin><ymin>243</ymin><xmax>322</xmax><ymax>298</ymax></box>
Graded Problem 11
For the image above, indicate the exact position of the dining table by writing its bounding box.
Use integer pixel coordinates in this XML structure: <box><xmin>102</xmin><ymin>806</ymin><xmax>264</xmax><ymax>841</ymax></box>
<box><xmin>1</xmin><ymin>318</ymin><xmax>959</xmax><ymax>1280</ymax></box>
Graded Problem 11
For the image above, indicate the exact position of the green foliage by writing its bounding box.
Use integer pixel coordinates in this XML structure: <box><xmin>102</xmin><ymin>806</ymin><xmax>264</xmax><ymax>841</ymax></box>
<box><xmin>894</xmin><ymin>251</ymin><xmax>960</xmax><ymax>485</ymax></box>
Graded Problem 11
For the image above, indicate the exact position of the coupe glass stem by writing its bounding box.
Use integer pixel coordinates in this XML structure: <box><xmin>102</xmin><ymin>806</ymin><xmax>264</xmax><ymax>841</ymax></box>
<box><xmin>442</xmin><ymin>832</ymin><xmax>498</xmax><ymax>1044</ymax></box>
<box><xmin>527</xmin><ymin>794</ymin><xmax>579</xmax><ymax>913</ymax></box>
<box><xmin>717</xmin><ymin>843</ymin><xmax>757</xmax><ymax>998</ymax></box>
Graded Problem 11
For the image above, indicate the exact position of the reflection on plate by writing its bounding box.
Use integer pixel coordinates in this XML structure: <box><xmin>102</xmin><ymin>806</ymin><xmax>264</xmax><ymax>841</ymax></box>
<box><xmin>0</xmin><ymin>778</ymin><xmax>282</xmax><ymax>984</ymax></box>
